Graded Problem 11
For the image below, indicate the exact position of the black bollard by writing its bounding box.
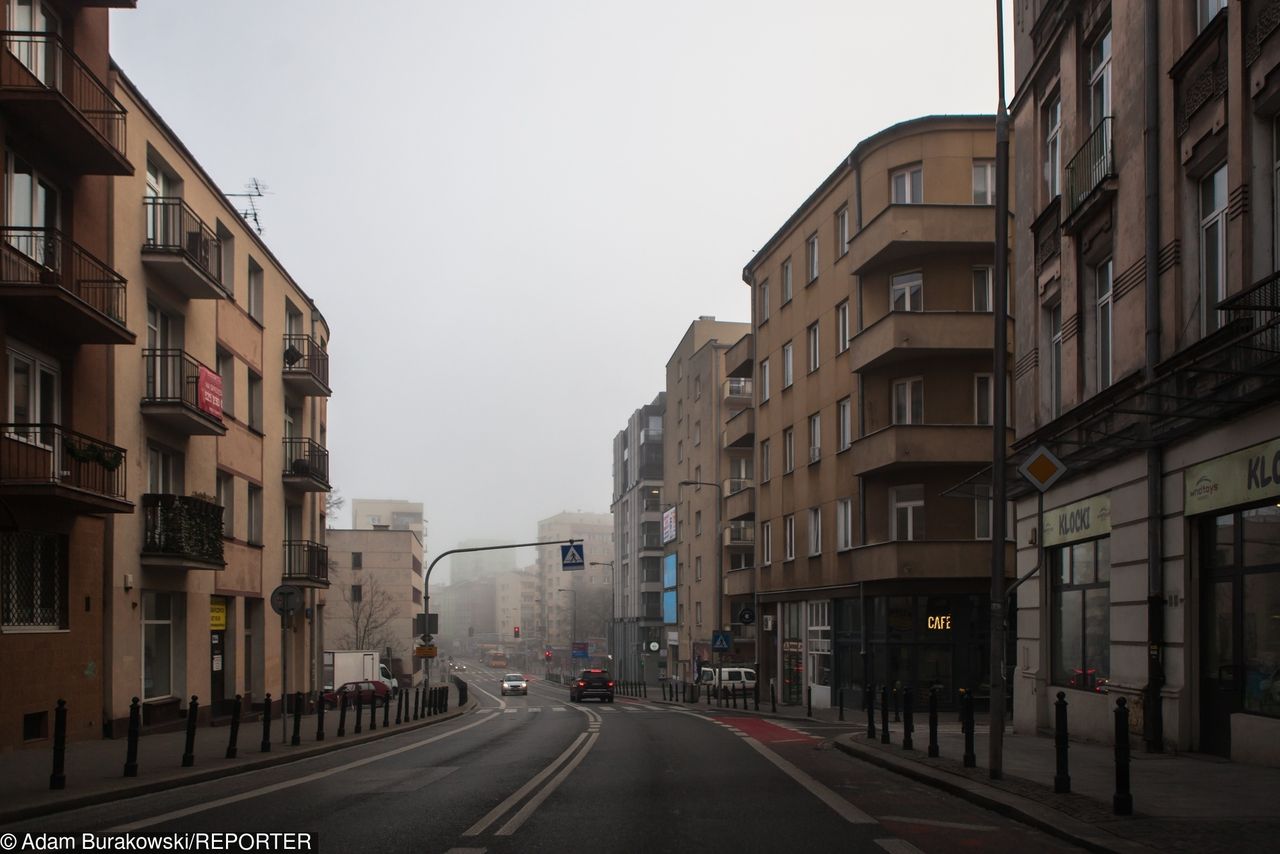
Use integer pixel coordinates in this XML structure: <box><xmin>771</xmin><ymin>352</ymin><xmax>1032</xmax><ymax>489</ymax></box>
<box><xmin>741</xmin><ymin>682</ymin><xmax>747</xmax><ymax>712</ymax></box>
<box><xmin>1113</xmin><ymin>698</ymin><xmax>1133</xmax><ymax>815</ymax></box>
<box><xmin>1053</xmin><ymin>691</ymin><xmax>1070</xmax><ymax>793</ymax></box>
<box><xmin>49</xmin><ymin>698</ymin><xmax>67</xmax><ymax>790</ymax></box>
<box><xmin>261</xmin><ymin>693</ymin><xmax>273</xmax><ymax>752</ymax></box>
<box><xmin>732</xmin><ymin>684</ymin><xmax>738</xmax><ymax>710</ymax></box>
<box><xmin>706</xmin><ymin>683</ymin><xmax>711</xmax><ymax>705</ymax></box>
<box><xmin>838</xmin><ymin>688</ymin><xmax>845</xmax><ymax>722</ymax></box>
<box><xmin>181</xmin><ymin>696</ymin><xmax>199</xmax><ymax>767</ymax></box>
<box><xmin>903</xmin><ymin>687</ymin><xmax>914</xmax><ymax>751</ymax></box>
<box><xmin>337</xmin><ymin>694</ymin><xmax>347</xmax><ymax>737</ymax></box>
<box><xmin>227</xmin><ymin>694</ymin><xmax>242</xmax><ymax>758</ymax></box>
<box><xmin>316</xmin><ymin>692</ymin><xmax>326</xmax><ymax>742</ymax></box>
<box><xmin>368</xmin><ymin>689</ymin><xmax>377</xmax><ymax>731</ymax></box>
<box><xmin>395</xmin><ymin>691</ymin><xmax>403</xmax><ymax>725</ymax></box>
<box><xmin>643</xmin><ymin>680</ymin><xmax>648</xmax><ymax>699</ymax></box>
<box><xmin>124</xmin><ymin>697</ymin><xmax>141</xmax><ymax>777</ymax></box>
<box><xmin>927</xmin><ymin>688</ymin><xmax>939</xmax><ymax>758</ymax></box>
<box><xmin>291</xmin><ymin>691</ymin><xmax>303</xmax><ymax>746</ymax></box>
<box><xmin>867</xmin><ymin>687</ymin><xmax>876</xmax><ymax>739</ymax></box>
<box><xmin>962</xmin><ymin>690</ymin><xmax>976</xmax><ymax>768</ymax></box>
<box><xmin>807</xmin><ymin>685</ymin><xmax>812</xmax><ymax>718</ymax></box>
<box><xmin>893</xmin><ymin>684</ymin><xmax>901</xmax><ymax>722</ymax></box>
<box><xmin>354</xmin><ymin>692</ymin><xmax>363</xmax><ymax>734</ymax></box>
<box><xmin>441</xmin><ymin>686</ymin><xmax>449</xmax><ymax>713</ymax></box>
<box><xmin>382</xmin><ymin>692</ymin><xmax>390</xmax><ymax>727</ymax></box>
<box><xmin>413</xmin><ymin>687</ymin><xmax>421</xmax><ymax>720</ymax></box>
<box><xmin>771</xmin><ymin>682</ymin><xmax>777</xmax><ymax>714</ymax></box>
<box><xmin>880</xmin><ymin>685</ymin><xmax>890</xmax><ymax>744</ymax></box>
<box><xmin>753</xmin><ymin>682</ymin><xmax>758</xmax><ymax>711</ymax></box>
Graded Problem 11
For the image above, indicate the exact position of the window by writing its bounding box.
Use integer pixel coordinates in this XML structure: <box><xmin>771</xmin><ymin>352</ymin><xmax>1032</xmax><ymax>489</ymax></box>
<box><xmin>695</xmin><ymin>510</ymin><xmax>702</xmax><ymax>536</ymax></box>
<box><xmin>975</xmin><ymin>374</ymin><xmax>993</xmax><ymax>426</ymax></box>
<box><xmin>1050</xmin><ymin>538</ymin><xmax>1111</xmax><ymax>690</ymax></box>
<box><xmin>784</xmin><ymin>515</ymin><xmax>795</xmax><ymax>560</ymax></box>
<box><xmin>836</xmin><ymin>498</ymin><xmax>853</xmax><ymax>550</ymax></box>
<box><xmin>216</xmin><ymin>348</ymin><xmax>235</xmax><ymax>416</ymax></box>
<box><xmin>836</xmin><ymin>300</ymin><xmax>850</xmax><ymax>353</ymax></box>
<box><xmin>892</xmin><ymin>485</ymin><xmax>924</xmax><ymax>541</ymax></box>
<box><xmin>351</xmin><ymin>552</ymin><xmax>363</xmax><ymax>569</ymax></box>
<box><xmin>806</xmin><ymin>233</ymin><xmax>819</xmax><ymax>282</ymax></box>
<box><xmin>216</xmin><ymin>221</ymin><xmax>234</xmax><ymax>294</ymax></box>
<box><xmin>0</xmin><ymin>531</ymin><xmax>67</xmax><ymax>629</ymax></box>
<box><xmin>972</xmin><ymin>266</ymin><xmax>993</xmax><ymax>312</ymax></box>
<box><xmin>807</xmin><ymin>601</ymin><xmax>831</xmax><ymax>687</ymax></box>
<box><xmin>247</xmin><ymin>371</ymin><xmax>263</xmax><ymax>431</ymax></box>
<box><xmin>761</xmin><ymin>521</ymin><xmax>772</xmax><ymax>565</ymax></box>
<box><xmin>781</xmin><ymin>258</ymin><xmax>793</xmax><ymax>304</ymax></box>
<box><xmin>1201</xmin><ymin>164</ymin><xmax>1227</xmax><ymax>334</ymax></box>
<box><xmin>694</xmin><ymin>375</ymin><xmax>702</xmax><ymax>399</ymax></box>
<box><xmin>142</xmin><ymin>591</ymin><xmax>174</xmax><ymax>700</ymax></box>
<box><xmin>247</xmin><ymin>484</ymin><xmax>263</xmax><ymax>545</ymax></box>
<box><xmin>695</xmin><ymin>556</ymin><xmax>702</xmax><ymax>581</ymax></box>
<box><xmin>759</xmin><ymin>279</ymin><xmax>770</xmax><ymax>322</ymax></box>
<box><xmin>351</xmin><ymin>584</ymin><xmax>362</xmax><ymax>603</ymax></box>
<box><xmin>247</xmin><ymin>258</ymin><xmax>264</xmax><ymax>322</ymax></box>
<box><xmin>147</xmin><ymin>443</ymin><xmax>183</xmax><ymax>495</ymax></box>
<box><xmin>1045</xmin><ymin>95</ymin><xmax>1062</xmax><ymax>199</ymax></box>
<box><xmin>890</xmin><ymin>272</ymin><xmax>923</xmax><ymax>311</ymax></box>
<box><xmin>892</xmin><ymin>377</ymin><xmax>923</xmax><ymax>425</ymax></box>
<box><xmin>1049</xmin><ymin>303</ymin><xmax>1063</xmax><ymax>418</ymax></box>
<box><xmin>972</xmin><ymin>160</ymin><xmax>995</xmax><ymax>205</ymax></box>
<box><xmin>694</xmin><ymin>422</ymin><xmax>701</xmax><ymax>446</ymax></box>
<box><xmin>836</xmin><ymin>206</ymin><xmax>849</xmax><ymax>256</ymax></box>
<box><xmin>807</xmin><ymin>323</ymin><xmax>820</xmax><ymax>372</ymax></box>
<box><xmin>837</xmin><ymin>397</ymin><xmax>852</xmax><ymax>450</ymax></box>
<box><xmin>808</xmin><ymin>413</ymin><xmax>821</xmax><ymax>463</ymax></box>
<box><xmin>6</xmin><ymin>154</ymin><xmax>59</xmax><ymax>265</ymax></box>
<box><xmin>808</xmin><ymin>507</ymin><xmax>821</xmax><ymax>555</ymax></box>
<box><xmin>216</xmin><ymin>471</ymin><xmax>234</xmax><ymax>538</ymax></box>
<box><xmin>677</xmin><ymin>441</ymin><xmax>683</xmax><ymax>463</ymax></box>
<box><xmin>695</xmin><ymin>601</ymin><xmax>703</xmax><ymax>626</ymax></box>
<box><xmin>974</xmin><ymin>483</ymin><xmax>992</xmax><ymax>540</ymax></box>
<box><xmin>1199</xmin><ymin>0</ymin><xmax>1226</xmax><ymax>30</ymax></box>
<box><xmin>7</xmin><ymin>344</ymin><xmax>59</xmax><ymax>429</ymax></box>
<box><xmin>412</xmin><ymin>588</ymin><xmax>421</xmax><ymax>605</ymax></box>
<box><xmin>760</xmin><ymin>439</ymin><xmax>771</xmax><ymax>482</ymax></box>
<box><xmin>782</xmin><ymin>342</ymin><xmax>794</xmax><ymax>388</ymax></box>
<box><xmin>1096</xmin><ymin>258</ymin><xmax>1113</xmax><ymax>388</ymax></box>
<box><xmin>891</xmin><ymin>165</ymin><xmax>923</xmax><ymax>204</ymax></box>
<box><xmin>1088</xmin><ymin>27</ymin><xmax>1111</xmax><ymax>128</ymax></box>
<box><xmin>783</xmin><ymin>428</ymin><xmax>795</xmax><ymax>473</ymax></box>
<box><xmin>760</xmin><ymin>359</ymin><xmax>770</xmax><ymax>402</ymax></box>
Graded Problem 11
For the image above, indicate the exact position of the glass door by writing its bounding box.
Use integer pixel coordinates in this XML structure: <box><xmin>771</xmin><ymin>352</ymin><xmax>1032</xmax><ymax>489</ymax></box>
<box><xmin>7</xmin><ymin>0</ymin><xmax>59</xmax><ymax>85</ymax></box>
<box><xmin>1201</xmin><ymin>577</ymin><xmax>1238</xmax><ymax>756</ymax></box>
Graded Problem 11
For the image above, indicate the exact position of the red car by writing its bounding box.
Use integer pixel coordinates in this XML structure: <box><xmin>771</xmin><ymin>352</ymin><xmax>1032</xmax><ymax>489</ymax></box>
<box><xmin>322</xmin><ymin>680</ymin><xmax>390</xmax><ymax>710</ymax></box>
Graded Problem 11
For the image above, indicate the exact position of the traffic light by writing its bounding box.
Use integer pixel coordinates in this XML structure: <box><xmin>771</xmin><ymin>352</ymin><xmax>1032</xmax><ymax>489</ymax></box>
<box><xmin>544</xmin><ymin>650</ymin><xmax>552</xmax><ymax>660</ymax></box>
<box><xmin>514</xmin><ymin>626</ymin><xmax>521</xmax><ymax>638</ymax></box>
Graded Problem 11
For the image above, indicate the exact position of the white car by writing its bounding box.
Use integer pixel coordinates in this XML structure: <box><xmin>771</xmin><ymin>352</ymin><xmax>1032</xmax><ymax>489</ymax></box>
<box><xmin>501</xmin><ymin>673</ymin><xmax>528</xmax><ymax>696</ymax></box>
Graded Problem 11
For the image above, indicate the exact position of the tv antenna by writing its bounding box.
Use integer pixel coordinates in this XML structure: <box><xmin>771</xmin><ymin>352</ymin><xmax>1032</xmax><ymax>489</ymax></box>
<box><xmin>226</xmin><ymin>178</ymin><xmax>270</xmax><ymax>235</ymax></box>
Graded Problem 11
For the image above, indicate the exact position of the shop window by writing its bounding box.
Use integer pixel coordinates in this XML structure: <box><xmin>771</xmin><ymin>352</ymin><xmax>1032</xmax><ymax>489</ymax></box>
<box><xmin>0</xmin><ymin>531</ymin><xmax>67</xmax><ymax>629</ymax></box>
<box><xmin>1050</xmin><ymin>538</ymin><xmax>1111</xmax><ymax>691</ymax></box>
<box><xmin>143</xmin><ymin>591</ymin><xmax>174</xmax><ymax>700</ymax></box>
<box><xmin>807</xmin><ymin>601</ymin><xmax>831</xmax><ymax>687</ymax></box>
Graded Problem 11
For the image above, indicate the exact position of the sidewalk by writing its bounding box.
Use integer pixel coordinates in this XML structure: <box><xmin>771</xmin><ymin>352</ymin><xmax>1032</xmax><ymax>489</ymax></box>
<box><xmin>0</xmin><ymin>684</ymin><xmax>470</xmax><ymax>826</ymax></box>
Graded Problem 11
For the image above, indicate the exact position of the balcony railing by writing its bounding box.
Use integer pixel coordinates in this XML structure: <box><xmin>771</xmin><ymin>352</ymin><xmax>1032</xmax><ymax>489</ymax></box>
<box><xmin>142</xmin><ymin>493</ymin><xmax>224</xmax><ymax>567</ymax></box>
<box><xmin>142</xmin><ymin>197</ymin><xmax>223</xmax><ymax>285</ymax></box>
<box><xmin>641</xmin><ymin>532</ymin><xmax>663</xmax><ymax>549</ymax></box>
<box><xmin>724</xmin><ymin>522</ymin><xmax>755</xmax><ymax>546</ymax></box>
<box><xmin>1063</xmin><ymin>117</ymin><xmax>1113</xmax><ymax>219</ymax></box>
<box><xmin>1</xmin><ymin>227</ymin><xmax>127</xmax><ymax>324</ymax></box>
<box><xmin>640</xmin><ymin>426</ymin><xmax>663</xmax><ymax>444</ymax></box>
<box><xmin>282</xmin><ymin>437</ymin><xmax>330</xmax><ymax>488</ymax></box>
<box><xmin>724</xmin><ymin>477</ymin><xmax>753</xmax><ymax>495</ymax></box>
<box><xmin>283</xmin><ymin>539</ymin><xmax>329</xmax><ymax>587</ymax></box>
<box><xmin>282</xmin><ymin>334</ymin><xmax>330</xmax><ymax>394</ymax></box>
<box><xmin>723</xmin><ymin>377</ymin><xmax>753</xmax><ymax>399</ymax></box>
<box><xmin>142</xmin><ymin>349</ymin><xmax>224</xmax><ymax>422</ymax></box>
<box><xmin>0</xmin><ymin>423</ymin><xmax>125</xmax><ymax>500</ymax></box>
<box><xmin>0</xmin><ymin>31</ymin><xmax>127</xmax><ymax>157</ymax></box>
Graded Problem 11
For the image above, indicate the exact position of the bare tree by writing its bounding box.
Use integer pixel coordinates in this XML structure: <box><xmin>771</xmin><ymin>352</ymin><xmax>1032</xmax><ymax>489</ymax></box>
<box><xmin>325</xmin><ymin>489</ymin><xmax>345</xmax><ymax>526</ymax></box>
<box><xmin>333</xmin><ymin>563</ymin><xmax>397</xmax><ymax>652</ymax></box>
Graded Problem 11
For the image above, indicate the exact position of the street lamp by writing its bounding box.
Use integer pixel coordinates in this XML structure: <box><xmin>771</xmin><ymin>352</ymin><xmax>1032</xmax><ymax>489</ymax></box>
<box><xmin>679</xmin><ymin>479</ymin><xmax>723</xmax><ymax>692</ymax></box>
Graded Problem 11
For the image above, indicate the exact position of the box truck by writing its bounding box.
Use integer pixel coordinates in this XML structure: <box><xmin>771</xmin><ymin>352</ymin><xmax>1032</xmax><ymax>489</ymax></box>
<box><xmin>323</xmin><ymin>650</ymin><xmax>397</xmax><ymax>695</ymax></box>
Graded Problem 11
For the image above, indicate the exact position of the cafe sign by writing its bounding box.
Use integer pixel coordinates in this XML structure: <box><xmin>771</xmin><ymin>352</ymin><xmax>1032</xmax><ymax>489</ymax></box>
<box><xmin>1042</xmin><ymin>494</ymin><xmax>1111</xmax><ymax>548</ymax></box>
<box><xmin>1184</xmin><ymin>436</ymin><xmax>1280</xmax><ymax>516</ymax></box>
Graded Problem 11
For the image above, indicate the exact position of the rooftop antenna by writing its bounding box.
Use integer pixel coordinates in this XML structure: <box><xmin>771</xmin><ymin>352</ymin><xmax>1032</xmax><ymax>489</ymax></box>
<box><xmin>225</xmin><ymin>178</ymin><xmax>269</xmax><ymax>235</ymax></box>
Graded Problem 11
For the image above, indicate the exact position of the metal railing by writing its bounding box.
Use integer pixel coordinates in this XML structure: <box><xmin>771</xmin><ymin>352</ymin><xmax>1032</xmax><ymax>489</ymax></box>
<box><xmin>142</xmin><ymin>349</ymin><xmax>223</xmax><ymax>420</ymax></box>
<box><xmin>0</xmin><ymin>423</ymin><xmax>125</xmax><ymax>500</ymax></box>
<box><xmin>1064</xmin><ymin>116</ymin><xmax>1113</xmax><ymax>219</ymax></box>
<box><xmin>282</xmin><ymin>437</ymin><xmax>330</xmax><ymax>486</ymax></box>
<box><xmin>1</xmin><ymin>227</ymin><xmax>127</xmax><ymax>324</ymax></box>
<box><xmin>0</xmin><ymin>31</ymin><xmax>127</xmax><ymax>157</ymax></box>
<box><xmin>0</xmin><ymin>530</ymin><xmax>67</xmax><ymax>628</ymax></box>
<box><xmin>724</xmin><ymin>477</ymin><xmax>753</xmax><ymax>495</ymax></box>
<box><xmin>640</xmin><ymin>426</ymin><xmax>663</xmax><ymax>444</ymax></box>
<box><xmin>142</xmin><ymin>197</ymin><xmax>223</xmax><ymax>286</ymax></box>
<box><xmin>282</xmin><ymin>334</ymin><xmax>329</xmax><ymax>390</ymax></box>
<box><xmin>142</xmin><ymin>493</ymin><xmax>224</xmax><ymax>565</ymax></box>
<box><xmin>283</xmin><ymin>540</ymin><xmax>329</xmax><ymax>585</ymax></box>
<box><xmin>724</xmin><ymin>522</ymin><xmax>755</xmax><ymax>545</ymax></box>
<box><xmin>724</xmin><ymin>377</ymin><xmax>753</xmax><ymax>398</ymax></box>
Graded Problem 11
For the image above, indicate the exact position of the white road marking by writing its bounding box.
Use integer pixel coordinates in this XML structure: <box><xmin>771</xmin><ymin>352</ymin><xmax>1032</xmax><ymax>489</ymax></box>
<box><xmin>529</xmin><ymin>707</ymin><xmax>541</xmax><ymax>712</ymax></box>
<box><xmin>875</xmin><ymin>840</ymin><xmax>926</xmax><ymax>854</ymax></box>
<box><xmin>552</xmin><ymin>706</ymin><xmax>566</xmax><ymax>712</ymax></box>
<box><xmin>738</xmin><ymin>735</ymin><xmax>878</xmax><ymax>825</ymax></box>
<box><xmin>108</xmin><ymin>712</ymin><xmax>501</xmax><ymax>831</ymax></box>
<box><xmin>879</xmin><ymin>816</ymin><xmax>997</xmax><ymax>832</ymax></box>
<box><xmin>495</xmin><ymin>732</ymin><xmax>599</xmax><ymax>836</ymax></box>
<box><xmin>503</xmin><ymin>709</ymin><xmax>518</xmax><ymax>714</ymax></box>
<box><xmin>470</xmin><ymin>683</ymin><xmax>508</xmax><ymax>710</ymax></box>
<box><xmin>462</xmin><ymin>733</ymin><xmax>588</xmax><ymax>837</ymax></box>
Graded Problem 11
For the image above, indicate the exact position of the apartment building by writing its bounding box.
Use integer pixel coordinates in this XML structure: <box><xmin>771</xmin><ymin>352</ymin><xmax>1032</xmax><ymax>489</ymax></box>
<box><xmin>324</xmin><ymin>527</ymin><xmax>423</xmax><ymax>687</ymax></box>
<box><xmin>448</xmin><ymin>537</ymin><xmax>516</xmax><ymax>585</ymax></box>
<box><xmin>1011</xmin><ymin>0</ymin><xmax>1280</xmax><ymax>765</ymax></box>
<box><xmin>610</xmin><ymin>392</ymin><xmax>666</xmax><ymax>683</ymax></box>
<box><xmin>662</xmin><ymin>317</ymin><xmax>752</xmax><ymax>684</ymax></box>
<box><xmin>350</xmin><ymin>498</ymin><xmax>424</xmax><ymax>541</ymax></box>
<box><xmin>99</xmin><ymin>68</ymin><xmax>332</xmax><ymax>733</ymax></box>
<box><xmin>534</xmin><ymin>511</ymin><xmax>612</xmax><ymax>664</ymax></box>
<box><xmin>0</xmin><ymin>1</ymin><xmax>135</xmax><ymax>749</ymax></box>
<box><xmin>494</xmin><ymin>569</ymin><xmax>536</xmax><ymax>665</ymax></box>
<box><xmin>742</xmin><ymin>115</ymin><xmax>1012</xmax><ymax>709</ymax></box>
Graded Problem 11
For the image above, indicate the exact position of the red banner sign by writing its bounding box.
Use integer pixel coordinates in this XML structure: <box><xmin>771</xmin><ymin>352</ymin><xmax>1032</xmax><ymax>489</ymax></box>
<box><xmin>198</xmin><ymin>366</ymin><xmax>223</xmax><ymax>418</ymax></box>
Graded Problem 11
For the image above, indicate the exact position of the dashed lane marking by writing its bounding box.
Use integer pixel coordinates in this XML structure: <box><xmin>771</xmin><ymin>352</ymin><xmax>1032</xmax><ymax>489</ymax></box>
<box><xmin>874</xmin><ymin>840</ymin><xmax>926</xmax><ymax>854</ymax></box>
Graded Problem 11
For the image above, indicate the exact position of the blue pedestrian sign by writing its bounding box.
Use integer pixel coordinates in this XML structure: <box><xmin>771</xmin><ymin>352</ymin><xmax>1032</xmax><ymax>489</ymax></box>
<box><xmin>560</xmin><ymin>543</ymin><xmax>584</xmax><ymax>571</ymax></box>
<box><xmin>711</xmin><ymin>630</ymin><xmax>732</xmax><ymax>652</ymax></box>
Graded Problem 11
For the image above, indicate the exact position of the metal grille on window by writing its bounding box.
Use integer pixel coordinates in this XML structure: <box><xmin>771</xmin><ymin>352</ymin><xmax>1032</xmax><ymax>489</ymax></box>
<box><xmin>1</xmin><ymin>531</ymin><xmax>68</xmax><ymax>628</ymax></box>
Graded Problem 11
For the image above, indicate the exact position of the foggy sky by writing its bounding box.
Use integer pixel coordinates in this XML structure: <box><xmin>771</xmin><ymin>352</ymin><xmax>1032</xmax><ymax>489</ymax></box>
<box><xmin>110</xmin><ymin>1</ymin><xmax>1014</xmax><ymax>568</ymax></box>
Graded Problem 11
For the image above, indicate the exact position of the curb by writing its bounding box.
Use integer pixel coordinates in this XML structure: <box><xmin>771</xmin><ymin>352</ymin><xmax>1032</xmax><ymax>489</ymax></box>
<box><xmin>0</xmin><ymin>698</ymin><xmax>480</xmax><ymax>826</ymax></box>
<box><xmin>831</xmin><ymin>737</ymin><xmax>1151</xmax><ymax>854</ymax></box>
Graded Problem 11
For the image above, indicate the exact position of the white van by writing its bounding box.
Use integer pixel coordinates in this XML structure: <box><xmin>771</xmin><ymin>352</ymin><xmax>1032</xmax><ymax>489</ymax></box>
<box><xmin>697</xmin><ymin>667</ymin><xmax>756</xmax><ymax>691</ymax></box>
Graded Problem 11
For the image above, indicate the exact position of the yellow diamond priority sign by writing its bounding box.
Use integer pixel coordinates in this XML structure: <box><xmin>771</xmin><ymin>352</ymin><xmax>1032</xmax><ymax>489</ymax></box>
<box><xmin>1018</xmin><ymin>445</ymin><xmax>1066</xmax><ymax>493</ymax></box>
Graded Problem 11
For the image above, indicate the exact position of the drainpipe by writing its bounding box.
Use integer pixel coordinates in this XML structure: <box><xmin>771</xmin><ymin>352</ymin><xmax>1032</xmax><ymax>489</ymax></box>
<box><xmin>1143</xmin><ymin>0</ymin><xmax>1165</xmax><ymax>754</ymax></box>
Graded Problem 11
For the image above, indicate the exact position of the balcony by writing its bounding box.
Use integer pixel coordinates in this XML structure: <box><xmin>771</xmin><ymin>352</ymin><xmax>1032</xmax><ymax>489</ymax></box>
<box><xmin>722</xmin><ymin>407</ymin><xmax>754</xmax><ymax>449</ymax></box>
<box><xmin>845</xmin><ymin>204</ymin><xmax>995</xmax><ymax>276</ymax></box>
<box><xmin>0</xmin><ymin>424</ymin><xmax>130</xmax><ymax>514</ymax></box>
<box><xmin>282</xmin><ymin>334</ymin><xmax>331</xmax><ymax>397</ymax></box>
<box><xmin>0</xmin><ymin>228</ymin><xmax>133</xmax><ymax>344</ymax></box>
<box><xmin>141</xmin><ymin>198</ymin><xmax>227</xmax><ymax>300</ymax></box>
<box><xmin>1062</xmin><ymin>117</ymin><xmax>1115</xmax><ymax>230</ymax></box>
<box><xmin>723</xmin><ymin>377</ymin><xmax>753</xmax><ymax>407</ymax></box>
<box><xmin>724</xmin><ymin>521</ymin><xmax>755</xmax><ymax>548</ymax></box>
<box><xmin>141</xmin><ymin>493</ymin><xmax>225</xmax><ymax>571</ymax></box>
<box><xmin>283</xmin><ymin>540</ymin><xmax>329</xmax><ymax>588</ymax></box>
<box><xmin>849</xmin><ymin>539</ymin><xmax>1015</xmax><ymax>582</ymax></box>
<box><xmin>847</xmin><ymin>311</ymin><xmax>1012</xmax><ymax>374</ymax></box>
<box><xmin>850</xmin><ymin>424</ymin><xmax>1004</xmax><ymax>476</ymax></box>
<box><xmin>640</xmin><ymin>532</ymin><xmax>663</xmax><ymax>550</ymax></box>
<box><xmin>640</xmin><ymin>426</ymin><xmax>663</xmax><ymax>445</ymax></box>
<box><xmin>140</xmin><ymin>350</ymin><xmax>226</xmax><ymax>436</ymax></box>
<box><xmin>724</xmin><ymin>332</ymin><xmax>754</xmax><ymax>377</ymax></box>
<box><xmin>724</xmin><ymin>480</ymin><xmax>755</xmax><ymax>522</ymax></box>
<box><xmin>0</xmin><ymin>32</ymin><xmax>130</xmax><ymax>175</ymax></box>
<box><xmin>282</xmin><ymin>437</ymin><xmax>330</xmax><ymax>492</ymax></box>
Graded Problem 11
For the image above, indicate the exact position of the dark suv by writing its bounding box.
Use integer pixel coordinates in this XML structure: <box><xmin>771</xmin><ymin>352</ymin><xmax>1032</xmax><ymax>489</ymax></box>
<box><xmin>569</xmin><ymin>668</ymin><xmax>615</xmax><ymax>703</ymax></box>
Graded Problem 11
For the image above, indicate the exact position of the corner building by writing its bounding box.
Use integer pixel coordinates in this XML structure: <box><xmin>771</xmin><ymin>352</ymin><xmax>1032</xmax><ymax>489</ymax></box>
<box><xmin>1011</xmin><ymin>0</ymin><xmax>1280</xmax><ymax>765</ymax></box>
<box><xmin>743</xmin><ymin>116</ymin><xmax>1012</xmax><ymax>710</ymax></box>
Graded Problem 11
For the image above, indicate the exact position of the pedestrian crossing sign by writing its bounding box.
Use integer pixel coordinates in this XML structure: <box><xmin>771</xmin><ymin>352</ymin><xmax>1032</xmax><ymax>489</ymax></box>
<box><xmin>561</xmin><ymin>543</ymin><xmax>584</xmax><ymax>570</ymax></box>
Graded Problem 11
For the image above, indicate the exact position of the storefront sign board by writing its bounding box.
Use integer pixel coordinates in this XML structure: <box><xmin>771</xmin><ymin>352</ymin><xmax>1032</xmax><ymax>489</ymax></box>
<box><xmin>1184</xmin><ymin>436</ymin><xmax>1280</xmax><ymax>515</ymax></box>
<box><xmin>1042</xmin><ymin>494</ymin><xmax>1111</xmax><ymax>548</ymax></box>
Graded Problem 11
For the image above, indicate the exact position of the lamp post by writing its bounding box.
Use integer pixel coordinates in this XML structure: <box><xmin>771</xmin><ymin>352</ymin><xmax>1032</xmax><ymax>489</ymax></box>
<box><xmin>590</xmin><ymin>560</ymin><xmax>617</xmax><ymax>675</ymax></box>
<box><xmin>679</xmin><ymin>479</ymin><xmax>723</xmax><ymax>691</ymax></box>
<box><xmin>558</xmin><ymin>587</ymin><xmax>577</xmax><ymax>666</ymax></box>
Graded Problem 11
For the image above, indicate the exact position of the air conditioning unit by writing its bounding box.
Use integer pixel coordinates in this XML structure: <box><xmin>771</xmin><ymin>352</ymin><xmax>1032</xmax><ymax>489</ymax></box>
<box><xmin>761</xmin><ymin>615</ymin><xmax>775</xmax><ymax>632</ymax></box>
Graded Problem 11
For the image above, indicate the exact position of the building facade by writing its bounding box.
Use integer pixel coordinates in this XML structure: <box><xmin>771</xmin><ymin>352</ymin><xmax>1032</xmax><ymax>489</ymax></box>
<box><xmin>349</xmin><ymin>498</ymin><xmax>424</xmax><ymax>540</ymax></box>
<box><xmin>494</xmin><ymin>569</ymin><xmax>536</xmax><ymax>668</ymax></box>
<box><xmin>534</xmin><ymin>511</ymin><xmax>613</xmax><ymax>668</ymax></box>
<box><xmin>1011</xmin><ymin>0</ymin><xmax>1280</xmax><ymax>765</ymax></box>
<box><xmin>610</xmin><ymin>392</ymin><xmax>666</xmax><ymax>683</ymax></box>
<box><xmin>743</xmin><ymin>115</ymin><xmax>1011</xmax><ymax>709</ymax></box>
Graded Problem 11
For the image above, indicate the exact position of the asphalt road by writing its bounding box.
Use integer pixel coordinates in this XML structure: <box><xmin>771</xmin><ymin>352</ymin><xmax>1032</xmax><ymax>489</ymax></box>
<box><xmin>3</xmin><ymin>661</ymin><xmax>1081</xmax><ymax>853</ymax></box>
